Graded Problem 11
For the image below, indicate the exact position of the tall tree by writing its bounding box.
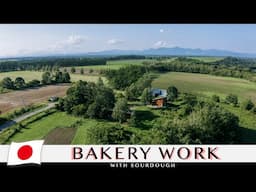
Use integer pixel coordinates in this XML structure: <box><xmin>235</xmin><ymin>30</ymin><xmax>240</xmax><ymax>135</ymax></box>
<box><xmin>1</xmin><ymin>77</ymin><xmax>14</xmax><ymax>89</ymax></box>
<box><xmin>96</xmin><ymin>77</ymin><xmax>104</xmax><ymax>87</ymax></box>
<box><xmin>87</xmin><ymin>86</ymin><xmax>115</xmax><ymax>119</ymax></box>
<box><xmin>63</xmin><ymin>72</ymin><xmax>71</xmax><ymax>83</ymax></box>
<box><xmin>42</xmin><ymin>71</ymin><xmax>52</xmax><ymax>84</ymax></box>
<box><xmin>14</xmin><ymin>77</ymin><xmax>26</xmax><ymax>89</ymax></box>
<box><xmin>71</xmin><ymin>67</ymin><xmax>76</xmax><ymax>74</ymax></box>
<box><xmin>167</xmin><ymin>86</ymin><xmax>178</xmax><ymax>101</ymax></box>
<box><xmin>54</xmin><ymin>71</ymin><xmax>63</xmax><ymax>83</ymax></box>
<box><xmin>112</xmin><ymin>98</ymin><xmax>129</xmax><ymax>123</ymax></box>
<box><xmin>141</xmin><ymin>88</ymin><xmax>152</xmax><ymax>104</ymax></box>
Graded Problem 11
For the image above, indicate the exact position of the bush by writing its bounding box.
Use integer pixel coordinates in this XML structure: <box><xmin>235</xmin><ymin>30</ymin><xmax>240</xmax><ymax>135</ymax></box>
<box><xmin>173</xmin><ymin>104</ymin><xmax>240</xmax><ymax>144</ymax></box>
<box><xmin>71</xmin><ymin>67</ymin><xmax>76</xmax><ymax>73</ymax></box>
<box><xmin>87</xmin><ymin>124</ymin><xmax>133</xmax><ymax>144</ymax></box>
<box><xmin>128</xmin><ymin>111</ymin><xmax>139</xmax><ymax>127</ymax></box>
<box><xmin>26</xmin><ymin>79</ymin><xmax>41</xmax><ymax>87</ymax></box>
<box><xmin>241</xmin><ymin>99</ymin><xmax>254</xmax><ymax>111</ymax></box>
<box><xmin>225</xmin><ymin>94</ymin><xmax>238</xmax><ymax>106</ymax></box>
<box><xmin>130</xmin><ymin>129</ymin><xmax>167</xmax><ymax>144</ymax></box>
<box><xmin>141</xmin><ymin>88</ymin><xmax>152</xmax><ymax>105</ymax></box>
<box><xmin>212</xmin><ymin>95</ymin><xmax>220</xmax><ymax>103</ymax></box>
<box><xmin>55</xmin><ymin>98</ymin><xmax>65</xmax><ymax>111</ymax></box>
<box><xmin>112</xmin><ymin>98</ymin><xmax>129</xmax><ymax>123</ymax></box>
<box><xmin>72</xmin><ymin>104</ymin><xmax>87</xmax><ymax>116</ymax></box>
<box><xmin>167</xmin><ymin>86</ymin><xmax>178</xmax><ymax>101</ymax></box>
<box><xmin>252</xmin><ymin>107</ymin><xmax>256</xmax><ymax>114</ymax></box>
<box><xmin>6</xmin><ymin>104</ymin><xmax>45</xmax><ymax>119</ymax></box>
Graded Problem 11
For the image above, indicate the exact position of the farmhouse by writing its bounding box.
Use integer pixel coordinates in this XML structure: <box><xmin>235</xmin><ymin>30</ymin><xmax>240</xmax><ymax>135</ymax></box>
<box><xmin>150</xmin><ymin>88</ymin><xmax>167</xmax><ymax>108</ymax></box>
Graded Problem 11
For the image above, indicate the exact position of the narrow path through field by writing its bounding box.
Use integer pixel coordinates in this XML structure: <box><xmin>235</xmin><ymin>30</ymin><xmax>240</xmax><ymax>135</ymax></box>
<box><xmin>0</xmin><ymin>103</ymin><xmax>55</xmax><ymax>131</ymax></box>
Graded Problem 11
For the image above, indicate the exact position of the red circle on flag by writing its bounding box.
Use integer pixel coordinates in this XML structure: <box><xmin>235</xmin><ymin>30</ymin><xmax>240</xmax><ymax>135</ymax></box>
<box><xmin>17</xmin><ymin>145</ymin><xmax>33</xmax><ymax>160</ymax></box>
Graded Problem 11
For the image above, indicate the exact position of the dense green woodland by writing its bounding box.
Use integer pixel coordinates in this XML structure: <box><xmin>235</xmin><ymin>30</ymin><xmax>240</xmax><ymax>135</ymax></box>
<box><xmin>0</xmin><ymin>58</ymin><xmax>107</xmax><ymax>72</ymax></box>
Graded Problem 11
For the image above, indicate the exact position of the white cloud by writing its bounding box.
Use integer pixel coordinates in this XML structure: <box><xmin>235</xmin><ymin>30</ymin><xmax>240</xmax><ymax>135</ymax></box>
<box><xmin>50</xmin><ymin>35</ymin><xmax>88</xmax><ymax>51</ymax></box>
<box><xmin>66</xmin><ymin>35</ymin><xmax>86</xmax><ymax>45</ymax></box>
<box><xmin>160</xmin><ymin>29</ymin><xmax>164</xmax><ymax>33</ymax></box>
<box><xmin>107</xmin><ymin>39</ymin><xmax>124</xmax><ymax>45</ymax></box>
<box><xmin>154</xmin><ymin>41</ymin><xmax>167</xmax><ymax>47</ymax></box>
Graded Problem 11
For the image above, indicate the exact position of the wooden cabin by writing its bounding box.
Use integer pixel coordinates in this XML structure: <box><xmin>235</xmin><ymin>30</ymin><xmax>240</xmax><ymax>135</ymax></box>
<box><xmin>151</xmin><ymin>96</ymin><xmax>167</xmax><ymax>108</ymax></box>
<box><xmin>150</xmin><ymin>88</ymin><xmax>167</xmax><ymax>108</ymax></box>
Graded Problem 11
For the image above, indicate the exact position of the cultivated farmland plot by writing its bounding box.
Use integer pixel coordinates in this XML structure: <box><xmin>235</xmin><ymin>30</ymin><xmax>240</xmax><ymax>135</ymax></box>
<box><xmin>152</xmin><ymin>72</ymin><xmax>256</xmax><ymax>103</ymax></box>
<box><xmin>0</xmin><ymin>84</ymin><xmax>69</xmax><ymax>113</ymax></box>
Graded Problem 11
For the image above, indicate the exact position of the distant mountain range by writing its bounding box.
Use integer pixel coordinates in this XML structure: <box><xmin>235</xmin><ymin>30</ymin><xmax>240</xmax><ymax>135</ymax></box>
<box><xmin>85</xmin><ymin>47</ymin><xmax>256</xmax><ymax>58</ymax></box>
<box><xmin>1</xmin><ymin>47</ymin><xmax>256</xmax><ymax>59</ymax></box>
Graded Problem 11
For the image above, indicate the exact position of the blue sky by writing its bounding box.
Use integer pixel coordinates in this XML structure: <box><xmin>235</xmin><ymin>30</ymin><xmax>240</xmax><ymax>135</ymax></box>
<box><xmin>0</xmin><ymin>24</ymin><xmax>256</xmax><ymax>57</ymax></box>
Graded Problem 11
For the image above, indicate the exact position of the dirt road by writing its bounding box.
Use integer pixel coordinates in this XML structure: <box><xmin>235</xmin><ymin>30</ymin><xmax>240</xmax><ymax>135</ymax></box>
<box><xmin>0</xmin><ymin>103</ymin><xmax>55</xmax><ymax>131</ymax></box>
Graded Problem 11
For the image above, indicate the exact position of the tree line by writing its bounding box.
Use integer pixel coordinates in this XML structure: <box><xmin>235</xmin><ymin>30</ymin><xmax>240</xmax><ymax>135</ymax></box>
<box><xmin>103</xmin><ymin>57</ymin><xmax>256</xmax><ymax>91</ymax></box>
<box><xmin>107</xmin><ymin>55</ymin><xmax>146</xmax><ymax>60</ymax></box>
<box><xmin>0</xmin><ymin>58</ymin><xmax>107</xmax><ymax>72</ymax></box>
<box><xmin>0</xmin><ymin>71</ymin><xmax>71</xmax><ymax>90</ymax></box>
<box><xmin>148</xmin><ymin>57</ymin><xmax>256</xmax><ymax>81</ymax></box>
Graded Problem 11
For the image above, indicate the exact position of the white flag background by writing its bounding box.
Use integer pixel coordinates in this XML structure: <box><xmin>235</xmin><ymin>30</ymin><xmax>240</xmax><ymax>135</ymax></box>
<box><xmin>7</xmin><ymin>140</ymin><xmax>44</xmax><ymax>166</ymax></box>
<box><xmin>1</xmin><ymin>144</ymin><xmax>256</xmax><ymax>164</ymax></box>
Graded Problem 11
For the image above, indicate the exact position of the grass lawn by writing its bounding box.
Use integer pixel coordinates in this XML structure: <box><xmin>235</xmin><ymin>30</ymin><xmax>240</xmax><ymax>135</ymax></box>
<box><xmin>152</xmin><ymin>72</ymin><xmax>256</xmax><ymax>103</ymax></box>
<box><xmin>221</xmin><ymin>103</ymin><xmax>256</xmax><ymax>143</ymax></box>
<box><xmin>6</xmin><ymin>111</ymin><xmax>82</xmax><ymax>143</ymax></box>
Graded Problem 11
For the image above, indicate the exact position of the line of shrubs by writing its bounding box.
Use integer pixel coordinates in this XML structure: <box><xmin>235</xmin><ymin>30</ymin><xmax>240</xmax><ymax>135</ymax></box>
<box><xmin>0</xmin><ymin>71</ymin><xmax>71</xmax><ymax>91</ymax></box>
<box><xmin>212</xmin><ymin>93</ymin><xmax>256</xmax><ymax>113</ymax></box>
<box><xmin>0</xmin><ymin>108</ymin><xmax>56</xmax><ymax>144</ymax></box>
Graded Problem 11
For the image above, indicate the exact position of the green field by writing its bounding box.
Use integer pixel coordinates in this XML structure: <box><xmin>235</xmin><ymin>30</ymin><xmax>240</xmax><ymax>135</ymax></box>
<box><xmin>187</xmin><ymin>56</ymin><xmax>224</xmax><ymax>62</ymax></box>
<box><xmin>107</xmin><ymin>59</ymin><xmax>152</xmax><ymax>65</ymax></box>
<box><xmin>72</xmin><ymin>119</ymin><xmax>117</xmax><ymax>144</ymax></box>
<box><xmin>6</xmin><ymin>112</ymin><xmax>82</xmax><ymax>143</ymax></box>
<box><xmin>0</xmin><ymin>71</ymin><xmax>104</xmax><ymax>83</ymax></box>
<box><xmin>152</xmin><ymin>71</ymin><xmax>256</xmax><ymax>143</ymax></box>
<box><xmin>0</xmin><ymin>71</ymin><xmax>43</xmax><ymax>82</ymax></box>
<box><xmin>68</xmin><ymin>59</ymin><xmax>153</xmax><ymax>71</ymax></box>
<box><xmin>2</xmin><ymin>110</ymin><xmax>118</xmax><ymax>144</ymax></box>
<box><xmin>152</xmin><ymin>72</ymin><xmax>256</xmax><ymax>102</ymax></box>
<box><xmin>69</xmin><ymin>74</ymin><xmax>106</xmax><ymax>83</ymax></box>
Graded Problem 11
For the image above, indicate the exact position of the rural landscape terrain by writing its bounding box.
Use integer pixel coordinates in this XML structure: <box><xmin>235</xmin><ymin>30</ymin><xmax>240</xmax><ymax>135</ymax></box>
<box><xmin>1</xmin><ymin>55</ymin><xmax>256</xmax><ymax>144</ymax></box>
<box><xmin>1</xmin><ymin>24</ymin><xmax>256</xmax><ymax>145</ymax></box>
